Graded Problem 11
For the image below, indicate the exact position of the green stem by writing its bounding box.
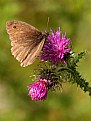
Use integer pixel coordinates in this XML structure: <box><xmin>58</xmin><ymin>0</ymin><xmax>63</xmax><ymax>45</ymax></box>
<box><xmin>57</xmin><ymin>67</ymin><xmax>91</xmax><ymax>96</ymax></box>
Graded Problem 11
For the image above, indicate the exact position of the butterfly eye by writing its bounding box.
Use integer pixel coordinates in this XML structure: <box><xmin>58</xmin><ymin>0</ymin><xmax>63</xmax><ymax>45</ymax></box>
<box><xmin>13</xmin><ymin>25</ymin><xmax>16</xmax><ymax>29</ymax></box>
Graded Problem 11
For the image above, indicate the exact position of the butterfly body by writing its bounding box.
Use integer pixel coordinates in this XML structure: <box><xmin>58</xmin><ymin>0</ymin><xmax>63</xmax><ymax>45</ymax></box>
<box><xmin>6</xmin><ymin>20</ymin><xmax>48</xmax><ymax>67</ymax></box>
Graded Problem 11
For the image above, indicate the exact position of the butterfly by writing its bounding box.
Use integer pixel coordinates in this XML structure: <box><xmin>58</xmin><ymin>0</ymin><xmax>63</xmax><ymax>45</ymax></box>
<box><xmin>6</xmin><ymin>20</ymin><xmax>49</xmax><ymax>67</ymax></box>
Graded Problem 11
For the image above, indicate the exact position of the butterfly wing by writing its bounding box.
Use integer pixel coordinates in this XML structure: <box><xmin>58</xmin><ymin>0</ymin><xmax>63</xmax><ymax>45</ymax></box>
<box><xmin>6</xmin><ymin>20</ymin><xmax>45</xmax><ymax>67</ymax></box>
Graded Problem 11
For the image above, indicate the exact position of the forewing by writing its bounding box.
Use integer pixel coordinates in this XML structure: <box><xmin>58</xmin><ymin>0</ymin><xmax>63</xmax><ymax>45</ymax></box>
<box><xmin>21</xmin><ymin>38</ymin><xmax>45</xmax><ymax>67</ymax></box>
<box><xmin>6</xmin><ymin>20</ymin><xmax>44</xmax><ymax>67</ymax></box>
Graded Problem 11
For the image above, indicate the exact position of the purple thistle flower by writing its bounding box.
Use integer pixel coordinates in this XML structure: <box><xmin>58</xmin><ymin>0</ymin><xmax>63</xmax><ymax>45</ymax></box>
<box><xmin>27</xmin><ymin>79</ymin><xmax>49</xmax><ymax>101</ymax></box>
<box><xmin>41</xmin><ymin>27</ymin><xmax>71</xmax><ymax>64</ymax></box>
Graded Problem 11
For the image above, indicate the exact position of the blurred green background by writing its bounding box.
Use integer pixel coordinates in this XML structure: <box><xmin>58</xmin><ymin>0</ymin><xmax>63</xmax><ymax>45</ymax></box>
<box><xmin>0</xmin><ymin>0</ymin><xmax>91</xmax><ymax>121</ymax></box>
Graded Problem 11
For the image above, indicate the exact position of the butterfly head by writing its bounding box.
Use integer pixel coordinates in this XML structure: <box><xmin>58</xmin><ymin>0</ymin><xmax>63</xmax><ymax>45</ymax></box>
<box><xmin>42</xmin><ymin>31</ymin><xmax>49</xmax><ymax>40</ymax></box>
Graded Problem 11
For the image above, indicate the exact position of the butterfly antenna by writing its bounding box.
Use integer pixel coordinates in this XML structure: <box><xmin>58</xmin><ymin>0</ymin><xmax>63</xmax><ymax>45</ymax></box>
<box><xmin>45</xmin><ymin>17</ymin><xmax>50</xmax><ymax>32</ymax></box>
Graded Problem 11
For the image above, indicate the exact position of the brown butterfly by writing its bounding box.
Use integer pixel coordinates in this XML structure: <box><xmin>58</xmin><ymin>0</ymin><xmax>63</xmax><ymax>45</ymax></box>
<box><xmin>6</xmin><ymin>20</ymin><xmax>49</xmax><ymax>67</ymax></box>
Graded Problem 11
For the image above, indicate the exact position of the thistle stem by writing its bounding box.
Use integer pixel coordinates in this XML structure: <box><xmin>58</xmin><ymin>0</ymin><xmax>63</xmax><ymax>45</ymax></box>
<box><xmin>57</xmin><ymin>67</ymin><xmax>91</xmax><ymax>96</ymax></box>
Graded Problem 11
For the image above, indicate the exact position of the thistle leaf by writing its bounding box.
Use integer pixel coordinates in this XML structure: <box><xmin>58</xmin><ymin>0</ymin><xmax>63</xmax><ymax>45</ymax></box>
<box><xmin>69</xmin><ymin>51</ymin><xmax>86</xmax><ymax>68</ymax></box>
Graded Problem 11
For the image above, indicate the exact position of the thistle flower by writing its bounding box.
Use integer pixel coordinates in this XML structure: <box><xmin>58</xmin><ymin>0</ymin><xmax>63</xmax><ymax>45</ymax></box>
<box><xmin>41</xmin><ymin>27</ymin><xmax>71</xmax><ymax>64</ymax></box>
<box><xmin>27</xmin><ymin>79</ymin><xmax>49</xmax><ymax>101</ymax></box>
<box><xmin>27</xmin><ymin>27</ymin><xmax>91</xmax><ymax>101</ymax></box>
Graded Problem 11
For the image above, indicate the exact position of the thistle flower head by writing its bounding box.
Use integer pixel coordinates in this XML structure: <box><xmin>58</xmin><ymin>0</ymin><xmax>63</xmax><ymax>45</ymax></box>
<box><xmin>27</xmin><ymin>79</ymin><xmax>49</xmax><ymax>101</ymax></box>
<box><xmin>41</xmin><ymin>27</ymin><xmax>71</xmax><ymax>64</ymax></box>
